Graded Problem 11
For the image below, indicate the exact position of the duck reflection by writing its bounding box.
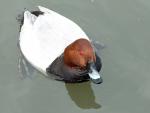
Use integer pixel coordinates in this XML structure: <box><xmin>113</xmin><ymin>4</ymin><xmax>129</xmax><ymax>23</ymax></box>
<box><xmin>19</xmin><ymin>52</ymin><xmax>101</xmax><ymax>109</ymax></box>
<box><xmin>65</xmin><ymin>82</ymin><xmax>101</xmax><ymax>109</ymax></box>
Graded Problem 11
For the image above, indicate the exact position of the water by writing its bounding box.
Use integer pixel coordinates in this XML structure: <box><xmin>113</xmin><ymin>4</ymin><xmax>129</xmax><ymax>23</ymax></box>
<box><xmin>0</xmin><ymin>0</ymin><xmax>150</xmax><ymax>113</ymax></box>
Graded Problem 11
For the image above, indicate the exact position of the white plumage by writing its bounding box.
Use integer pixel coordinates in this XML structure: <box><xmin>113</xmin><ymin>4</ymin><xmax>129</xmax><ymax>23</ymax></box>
<box><xmin>19</xmin><ymin>6</ymin><xmax>89</xmax><ymax>75</ymax></box>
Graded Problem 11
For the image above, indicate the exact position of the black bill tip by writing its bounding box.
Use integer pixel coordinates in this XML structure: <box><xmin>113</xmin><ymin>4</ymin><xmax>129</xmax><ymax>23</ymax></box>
<box><xmin>91</xmin><ymin>77</ymin><xmax>103</xmax><ymax>84</ymax></box>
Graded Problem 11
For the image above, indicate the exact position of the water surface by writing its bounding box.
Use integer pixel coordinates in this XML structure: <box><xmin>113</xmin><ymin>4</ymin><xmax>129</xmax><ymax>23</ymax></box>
<box><xmin>0</xmin><ymin>0</ymin><xmax>150</xmax><ymax>113</ymax></box>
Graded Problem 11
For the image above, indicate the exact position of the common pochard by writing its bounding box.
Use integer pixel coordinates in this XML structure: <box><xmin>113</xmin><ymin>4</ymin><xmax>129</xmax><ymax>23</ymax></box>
<box><xmin>19</xmin><ymin>6</ymin><xmax>103</xmax><ymax>84</ymax></box>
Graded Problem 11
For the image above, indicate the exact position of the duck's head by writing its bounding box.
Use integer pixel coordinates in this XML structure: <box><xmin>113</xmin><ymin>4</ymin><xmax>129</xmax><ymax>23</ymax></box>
<box><xmin>64</xmin><ymin>39</ymin><xmax>96</xmax><ymax>69</ymax></box>
<box><xmin>47</xmin><ymin>38</ymin><xmax>102</xmax><ymax>84</ymax></box>
<box><xmin>64</xmin><ymin>38</ymin><xmax>103</xmax><ymax>84</ymax></box>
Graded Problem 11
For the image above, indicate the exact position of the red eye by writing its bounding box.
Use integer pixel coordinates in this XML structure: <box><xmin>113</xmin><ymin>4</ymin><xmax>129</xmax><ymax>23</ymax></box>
<box><xmin>79</xmin><ymin>51</ymin><xmax>84</xmax><ymax>56</ymax></box>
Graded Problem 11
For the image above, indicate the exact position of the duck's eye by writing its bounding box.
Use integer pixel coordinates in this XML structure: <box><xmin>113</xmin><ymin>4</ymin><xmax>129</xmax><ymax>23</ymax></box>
<box><xmin>79</xmin><ymin>51</ymin><xmax>84</xmax><ymax>56</ymax></box>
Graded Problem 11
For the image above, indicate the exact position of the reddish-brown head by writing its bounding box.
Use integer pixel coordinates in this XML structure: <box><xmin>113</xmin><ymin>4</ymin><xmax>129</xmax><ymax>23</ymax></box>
<box><xmin>64</xmin><ymin>38</ymin><xmax>96</xmax><ymax>69</ymax></box>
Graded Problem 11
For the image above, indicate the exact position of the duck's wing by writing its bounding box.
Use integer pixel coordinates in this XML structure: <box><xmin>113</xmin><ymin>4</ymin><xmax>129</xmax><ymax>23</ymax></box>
<box><xmin>19</xmin><ymin>6</ymin><xmax>89</xmax><ymax>75</ymax></box>
<box><xmin>37</xmin><ymin>6</ymin><xmax>89</xmax><ymax>42</ymax></box>
<box><xmin>19</xmin><ymin>11</ymin><xmax>47</xmax><ymax>74</ymax></box>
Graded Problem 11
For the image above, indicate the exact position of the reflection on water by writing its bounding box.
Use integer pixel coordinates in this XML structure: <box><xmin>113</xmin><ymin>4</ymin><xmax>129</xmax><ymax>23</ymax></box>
<box><xmin>65</xmin><ymin>82</ymin><xmax>101</xmax><ymax>109</ymax></box>
<box><xmin>19</xmin><ymin>52</ymin><xmax>101</xmax><ymax>109</ymax></box>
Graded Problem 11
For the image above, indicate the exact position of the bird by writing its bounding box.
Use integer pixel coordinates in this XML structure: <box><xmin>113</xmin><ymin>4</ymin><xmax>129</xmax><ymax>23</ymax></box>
<box><xmin>19</xmin><ymin>6</ymin><xmax>103</xmax><ymax>84</ymax></box>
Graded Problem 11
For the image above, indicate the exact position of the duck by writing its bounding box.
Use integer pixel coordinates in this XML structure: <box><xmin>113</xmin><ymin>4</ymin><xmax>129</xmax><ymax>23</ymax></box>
<box><xmin>19</xmin><ymin>6</ymin><xmax>103</xmax><ymax>84</ymax></box>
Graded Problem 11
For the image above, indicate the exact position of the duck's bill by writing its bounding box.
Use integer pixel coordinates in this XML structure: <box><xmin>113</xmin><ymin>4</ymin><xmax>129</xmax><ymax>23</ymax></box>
<box><xmin>88</xmin><ymin>63</ymin><xmax>103</xmax><ymax>84</ymax></box>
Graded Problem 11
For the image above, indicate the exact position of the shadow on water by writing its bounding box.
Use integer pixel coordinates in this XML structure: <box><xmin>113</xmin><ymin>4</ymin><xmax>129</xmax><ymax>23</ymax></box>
<box><xmin>65</xmin><ymin>82</ymin><xmax>101</xmax><ymax>109</ymax></box>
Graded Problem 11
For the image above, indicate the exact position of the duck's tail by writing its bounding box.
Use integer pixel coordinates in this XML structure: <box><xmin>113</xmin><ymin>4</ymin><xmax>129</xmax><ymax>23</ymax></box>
<box><xmin>17</xmin><ymin>6</ymin><xmax>52</xmax><ymax>28</ymax></box>
<box><xmin>17</xmin><ymin>7</ymin><xmax>45</xmax><ymax>30</ymax></box>
<box><xmin>23</xmin><ymin>11</ymin><xmax>37</xmax><ymax>26</ymax></box>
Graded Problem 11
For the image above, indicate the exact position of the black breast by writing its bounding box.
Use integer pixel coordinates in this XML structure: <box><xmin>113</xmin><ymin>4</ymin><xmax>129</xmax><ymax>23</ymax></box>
<box><xmin>46</xmin><ymin>53</ymin><xmax>102</xmax><ymax>83</ymax></box>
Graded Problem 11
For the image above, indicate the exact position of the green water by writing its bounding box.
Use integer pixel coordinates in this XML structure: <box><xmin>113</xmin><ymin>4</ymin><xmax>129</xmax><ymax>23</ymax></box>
<box><xmin>0</xmin><ymin>0</ymin><xmax>150</xmax><ymax>113</ymax></box>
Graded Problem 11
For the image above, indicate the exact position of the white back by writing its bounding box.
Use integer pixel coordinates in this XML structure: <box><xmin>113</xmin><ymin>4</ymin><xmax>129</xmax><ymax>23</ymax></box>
<box><xmin>19</xmin><ymin>6</ymin><xmax>89</xmax><ymax>74</ymax></box>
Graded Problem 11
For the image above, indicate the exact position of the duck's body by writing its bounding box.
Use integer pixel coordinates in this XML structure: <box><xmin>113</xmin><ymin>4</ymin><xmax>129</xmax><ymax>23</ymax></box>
<box><xmin>19</xmin><ymin>6</ymin><xmax>102</xmax><ymax>83</ymax></box>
